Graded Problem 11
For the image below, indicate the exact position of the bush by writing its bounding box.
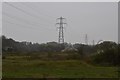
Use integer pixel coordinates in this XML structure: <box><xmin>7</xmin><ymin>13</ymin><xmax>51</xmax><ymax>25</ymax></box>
<box><xmin>91</xmin><ymin>48</ymin><xmax>118</xmax><ymax>66</ymax></box>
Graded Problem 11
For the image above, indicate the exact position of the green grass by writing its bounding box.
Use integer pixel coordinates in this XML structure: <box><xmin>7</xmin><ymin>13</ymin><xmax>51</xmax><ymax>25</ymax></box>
<box><xmin>2</xmin><ymin>54</ymin><xmax>118</xmax><ymax>78</ymax></box>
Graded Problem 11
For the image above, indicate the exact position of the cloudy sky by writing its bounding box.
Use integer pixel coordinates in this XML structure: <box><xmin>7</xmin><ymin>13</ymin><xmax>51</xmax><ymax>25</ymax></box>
<box><xmin>2</xmin><ymin>2</ymin><xmax>118</xmax><ymax>44</ymax></box>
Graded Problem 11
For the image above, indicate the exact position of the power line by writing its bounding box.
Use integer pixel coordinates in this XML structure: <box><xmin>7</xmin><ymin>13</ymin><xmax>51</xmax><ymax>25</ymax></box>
<box><xmin>3</xmin><ymin>12</ymin><xmax>52</xmax><ymax>29</ymax></box>
<box><xmin>3</xmin><ymin>14</ymin><xmax>53</xmax><ymax>31</ymax></box>
<box><xmin>3</xmin><ymin>20</ymin><xmax>53</xmax><ymax>32</ymax></box>
<box><xmin>3</xmin><ymin>20</ymin><xmax>37</xmax><ymax>30</ymax></box>
<box><xmin>21</xmin><ymin>3</ymin><xmax>55</xmax><ymax>19</ymax></box>
<box><xmin>4</xmin><ymin>2</ymin><xmax>53</xmax><ymax>24</ymax></box>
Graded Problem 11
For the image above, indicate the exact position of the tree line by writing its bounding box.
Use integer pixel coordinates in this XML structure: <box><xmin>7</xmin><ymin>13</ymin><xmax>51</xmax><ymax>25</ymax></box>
<box><xmin>1</xmin><ymin>35</ymin><xmax>119</xmax><ymax>66</ymax></box>
<box><xmin>2</xmin><ymin>35</ymin><xmax>66</xmax><ymax>53</ymax></box>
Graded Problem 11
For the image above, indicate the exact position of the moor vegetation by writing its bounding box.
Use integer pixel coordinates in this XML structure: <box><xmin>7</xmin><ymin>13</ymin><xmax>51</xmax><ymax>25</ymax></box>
<box><xmin>1</xmin><ymin>35</ymin><xmax>120</xmax><ymax>78</ymax></box>
<box><xmin>2</xmin><ymin>35</ymin><xmax>119</xmax><ymax>66</ymax></box>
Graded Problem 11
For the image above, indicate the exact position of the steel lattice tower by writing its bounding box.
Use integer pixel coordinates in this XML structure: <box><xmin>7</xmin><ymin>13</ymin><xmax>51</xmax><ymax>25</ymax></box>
<box><xmin>85</xmin><ymin>34</ymin><xmax>88</xmax><ymax>45</ymax></box>
<box><xmin>56</xmin><ymin>17</ymin><xmax>67</xmax><ymax>44</ymax></box>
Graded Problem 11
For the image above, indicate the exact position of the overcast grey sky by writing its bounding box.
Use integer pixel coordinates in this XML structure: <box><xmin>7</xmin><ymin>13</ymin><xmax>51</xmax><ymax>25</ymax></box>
<box><xmin>2</xmin><ymin>2</ymin><xmax>118</xmax><ymax>44</ymax></box>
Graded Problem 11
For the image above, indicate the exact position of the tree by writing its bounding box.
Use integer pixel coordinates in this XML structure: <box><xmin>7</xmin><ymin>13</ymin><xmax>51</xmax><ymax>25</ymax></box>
<box><xmin>92</xmin><ymin>41</ymin><xmax>118</xmax><ymax>66</ymax></box>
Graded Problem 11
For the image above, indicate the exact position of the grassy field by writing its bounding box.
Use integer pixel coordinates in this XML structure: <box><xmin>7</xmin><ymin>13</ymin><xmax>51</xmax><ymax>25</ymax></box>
<box><xmin>2</xmin><ymin>53</ymin><xmax>118</xmax><ymax>78</ymax></box>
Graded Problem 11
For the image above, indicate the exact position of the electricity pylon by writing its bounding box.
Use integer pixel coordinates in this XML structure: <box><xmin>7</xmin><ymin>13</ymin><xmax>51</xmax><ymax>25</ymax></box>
<box><xmin>85</xmin><ymin>34</ymin><xmax>88</xmax><ymax>45</ymax></box>
<box><xmin>56</xmin><ymin>17</ymin><xmax>67</xmax><ymax>44</ymax></box>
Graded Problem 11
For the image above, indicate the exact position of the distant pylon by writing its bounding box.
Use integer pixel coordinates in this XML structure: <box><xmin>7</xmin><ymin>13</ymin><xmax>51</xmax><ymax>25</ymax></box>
<box><xmin>56</xmin><ymin>17</ymin><xmax>67</xmax><ymax>44</ymax></box>
<box><xmin>85</xmin><ymin>34</ymin><xmax>88</xmax><ymax>45</ymax></box>
<box><xmin>93</xmin><ymin>40</ymin><xmax>95</xmax><ymax>46</ymax></box>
